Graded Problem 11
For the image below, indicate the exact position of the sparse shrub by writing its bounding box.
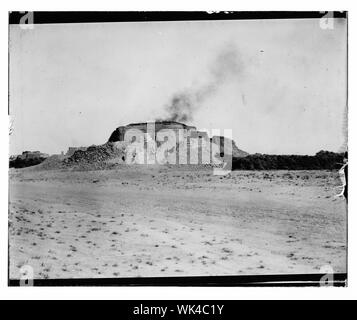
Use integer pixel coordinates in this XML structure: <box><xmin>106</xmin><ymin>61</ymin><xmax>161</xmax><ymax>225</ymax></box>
<box><xmin>9</xmin><ymin>157</ymin><xmax>46</xmax><ymax>168</ymax></box>
<box><xmin>231</xmin><ymin>151</ymin><xmax>343</xmax><ymax>171</ymax></box>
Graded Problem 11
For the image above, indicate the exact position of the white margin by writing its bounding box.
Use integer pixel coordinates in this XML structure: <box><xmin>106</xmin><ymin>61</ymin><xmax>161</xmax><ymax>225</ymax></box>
<box><xmin>0</xmin><ymin>0</ymin><xmax>355</xmax><ymax>300</ymax></box>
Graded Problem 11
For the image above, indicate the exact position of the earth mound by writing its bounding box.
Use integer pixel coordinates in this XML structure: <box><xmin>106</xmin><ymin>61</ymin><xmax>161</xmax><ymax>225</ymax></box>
<box><xmin>63</xmin><ymin>142</ymin><xmax>127</xmax><ymax>170</ymax></box>
<box><xmin>22</xmin><ymin>142</ymin><xmax>127</xmax><ymax>171</ymax></box>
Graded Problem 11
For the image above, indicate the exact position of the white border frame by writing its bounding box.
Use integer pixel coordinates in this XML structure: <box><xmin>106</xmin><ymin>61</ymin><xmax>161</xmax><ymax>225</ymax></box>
<box><xmin>1</xmin><ymin>0</ymin><xmax>355</xmax><ymax>300</ymax></box>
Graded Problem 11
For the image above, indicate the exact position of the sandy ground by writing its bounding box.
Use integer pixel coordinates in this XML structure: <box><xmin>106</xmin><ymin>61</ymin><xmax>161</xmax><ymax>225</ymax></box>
<box><xmin>9</xmin><ymin>166</ymin><xmax>347</xmax><ymax>279</ymax></box>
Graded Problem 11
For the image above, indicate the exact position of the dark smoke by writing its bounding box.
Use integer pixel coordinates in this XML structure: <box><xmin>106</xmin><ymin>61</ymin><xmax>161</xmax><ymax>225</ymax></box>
<box><xmin>160</xmin><ymin>45</ymin><xmax>242</xmax><ymax>123</ymax></box>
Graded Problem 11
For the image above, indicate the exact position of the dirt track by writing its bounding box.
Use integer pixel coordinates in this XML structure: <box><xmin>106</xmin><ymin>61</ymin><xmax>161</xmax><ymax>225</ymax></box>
<box><xmin>9</xmin><ymin>166</ymin><xmax>347</xmax><ymax>279</ymax></box>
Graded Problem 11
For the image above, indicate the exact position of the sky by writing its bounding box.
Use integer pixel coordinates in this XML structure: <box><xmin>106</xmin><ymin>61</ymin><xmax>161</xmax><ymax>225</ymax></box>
<box><xmin>9</xmin><ymin>18</ymin><xmax>347</xmax><ymax>155</ymax></box>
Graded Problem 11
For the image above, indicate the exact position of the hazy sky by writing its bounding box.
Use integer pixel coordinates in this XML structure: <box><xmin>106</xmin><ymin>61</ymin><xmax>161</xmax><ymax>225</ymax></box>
<box><xmin>9</xmin><ymin>18</ymin><xmax>347</xmax><ymax>155</ymax></box>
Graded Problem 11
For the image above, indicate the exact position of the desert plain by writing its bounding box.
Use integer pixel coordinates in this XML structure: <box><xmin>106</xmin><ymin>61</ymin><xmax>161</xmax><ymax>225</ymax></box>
<box><xmin>9</xmin><ymin>166</ymin><xmax>347</xmax><ymax>279</ymax></box>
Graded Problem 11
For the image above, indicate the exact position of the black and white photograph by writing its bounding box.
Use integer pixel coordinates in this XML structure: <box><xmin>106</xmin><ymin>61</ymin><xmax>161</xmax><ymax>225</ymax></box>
<box><xmin>8</xmin><ymin>11</ymin><xmax>348</xmax><ymax>286</ymax></box>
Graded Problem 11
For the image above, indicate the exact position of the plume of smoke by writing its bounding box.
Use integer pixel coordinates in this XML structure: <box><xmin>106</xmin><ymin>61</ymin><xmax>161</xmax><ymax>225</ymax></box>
<box><xmin>161</xmin><ymin>45</ymin><xmax>242</xmax><ymax>123</ymax></box>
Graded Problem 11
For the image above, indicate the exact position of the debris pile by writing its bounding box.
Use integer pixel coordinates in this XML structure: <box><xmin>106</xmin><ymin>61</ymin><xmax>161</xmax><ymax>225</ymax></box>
<box><xmin>63</xmin><ymin>142</ymin><xmax>127</xmax><ymax>170</ymax></box>
<box><xmin>30</xmin><ymin>154</ymin><xmax>66</xmax><ymax>170</ymax></box>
